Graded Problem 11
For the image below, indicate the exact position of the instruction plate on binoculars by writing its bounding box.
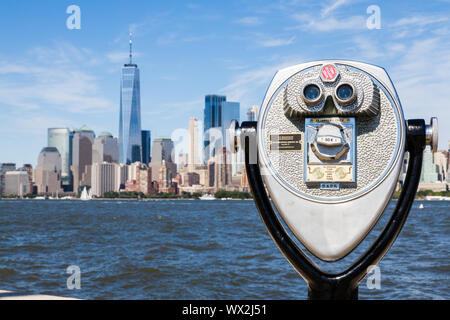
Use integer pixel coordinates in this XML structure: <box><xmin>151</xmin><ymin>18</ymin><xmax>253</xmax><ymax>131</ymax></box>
<box><xmin>269</xmin><ymin>133</ymin><xmax>303</xmax><ymax>152</ymax></box>
<box><xmin>305</xmin><ymin>117</ymin><xmax>356</xmax><ymax>184</ymax></box>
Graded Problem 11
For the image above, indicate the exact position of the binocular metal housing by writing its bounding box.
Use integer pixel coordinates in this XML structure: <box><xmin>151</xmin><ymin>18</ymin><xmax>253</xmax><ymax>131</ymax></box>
<box><xmin>234</xmin><ymin>60</ymin><xmax>438</xmax><ymax>299</ymax></box>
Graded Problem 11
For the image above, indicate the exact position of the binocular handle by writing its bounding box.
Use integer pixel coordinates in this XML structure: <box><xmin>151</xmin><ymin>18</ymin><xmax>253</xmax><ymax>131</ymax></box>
<box><xmin>242</xmin><ymin>119</ymin><xmax>427</xmax><ymax>300</ymax></box>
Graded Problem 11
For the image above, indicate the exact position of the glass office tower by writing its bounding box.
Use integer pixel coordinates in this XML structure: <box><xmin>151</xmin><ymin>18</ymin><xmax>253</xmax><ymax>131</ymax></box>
<box><xmin>203</xmin><ymin>95</ymin><xmax>240</xmax><ymax>163</ymax></box>
<box><xmin>48</xmin><ymin>128</ymin><xmax>73</xmax><ymax>188</ymax></box>
<box><xmin>221</xmin><ymin>101</ymin><xmax>240</xmax><ymax>148</ymax></box>
<box><xmin>141</xmin><ymin>130</ymin><xmax>151</xmax><ymax>165</ymax></box>
<box><xmin>119</xmin><ymin>35</ymin><xmax>142</xmax><ymax>165</ymax></box>
<box><xmin>203</xmin><ymin>95</ymin><xmax>226</xmax><ymax>163</ymax></box>
<box><xmin>204</xmin><ymin>95</ymin><xmax>226</xmax><ymax>131</ymax></box>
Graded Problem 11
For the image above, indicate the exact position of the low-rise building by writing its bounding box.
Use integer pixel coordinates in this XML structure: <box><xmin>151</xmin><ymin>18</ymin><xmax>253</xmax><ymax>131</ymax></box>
<box><xmin>91</xmin><ymin>162</ymin><xmax>117</xmax><ymax>197</ymax></box>
<box><xmin>4</xmin><ymin>171</ymin><xmax>30</xmax><ymax>196</ymax></box>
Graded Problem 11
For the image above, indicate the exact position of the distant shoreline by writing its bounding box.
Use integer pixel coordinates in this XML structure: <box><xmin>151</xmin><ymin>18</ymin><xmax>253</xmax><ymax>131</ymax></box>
<box><xmin>0</xmin><ymin>197</ymin><xmax>448</xmax><ymax>201</ymax></box>
<box><xmin>0</xmin><ymin>197</ymin><xmax>254</xmax><ymax>201</ymax></box>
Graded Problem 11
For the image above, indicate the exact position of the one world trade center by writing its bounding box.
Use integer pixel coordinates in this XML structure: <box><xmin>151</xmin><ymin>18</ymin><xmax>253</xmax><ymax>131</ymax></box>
<box><xmin>119</xmin><ymin>33</ymin><xmax>142</xmax><ymax>164</ymax></box>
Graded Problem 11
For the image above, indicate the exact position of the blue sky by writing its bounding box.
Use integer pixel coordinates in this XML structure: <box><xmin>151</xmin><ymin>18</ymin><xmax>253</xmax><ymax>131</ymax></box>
<box><xmin>0</xmin><ymin>0</ymin><xmax>449</xmax><ymax>166</ymax></box>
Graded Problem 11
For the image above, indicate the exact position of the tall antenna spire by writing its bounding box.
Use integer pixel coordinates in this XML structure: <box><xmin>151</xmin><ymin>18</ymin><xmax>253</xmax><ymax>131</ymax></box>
<box><xmin>129</xmin><ymin>32</ymin><xmax>133</xmax><ymax>65</ymax></box>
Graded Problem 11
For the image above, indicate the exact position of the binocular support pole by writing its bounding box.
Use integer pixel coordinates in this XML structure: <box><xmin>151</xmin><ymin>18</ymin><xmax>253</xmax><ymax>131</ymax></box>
<box><xmin>243</xmin><ymin>119</ymin><xmax>426</xmax><ymax>300</ymax></box>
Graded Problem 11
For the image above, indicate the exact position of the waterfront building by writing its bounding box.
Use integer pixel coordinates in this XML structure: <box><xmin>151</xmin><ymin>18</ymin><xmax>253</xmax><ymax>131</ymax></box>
<box><xmin>150</xmin><ymin>138</ymin><xmax>177</xmax><ymax>182</ymax></box>
<box><xmin>178</xmin><ymin>153</ymin><xmax>188</xmax><ymax>169</ymax></box>
<box><xmin>214</xmin><ymin>147</ymin><xmax>232</xmax><ymax>190</ymax></box>
<box><xmin>4</xmin><ymin>171</ymin><xmax>30</xmax><ymax>196</ymax></box>
<box><xmin>34</xmin><ymin>147</ymin><xmax>63</xmax><ymax>195</ymax></box>
<box><xmin>91</xmin><ymin>162</ymin><xmax>117</xmax><ymax>197</ymax></box>
<box><xmin>182</xmin><ymin>164</ymin><xmax>208</xmax><ymax>188</ymax></box>
<box><xmin>158</xmin><ymin>161</ymin><xmax>177</xmax><ymax>193</ymax></box>
<box><xmin>241</xmin><ymin>166</ymin><xmax>249</xmax><ymax>192</ymax></box>
<box><xmin>158</xmin><ymin>161</ymin><xmax>170</xmax><ymax>190</ymax></box>
<box><xmin>92</xmin><ymin>132</ymin><xmax>119</xmax><ymax>164</ymax></box>
<box><xmin>48</xmin><ymin>128</ymin><xmax>73</xmax><ymax>188</ymax></box>
<box><xmin>185</xmin><ymin>172</ymin><xmax>200</xmax><ymax>186</ymax></box>
<box><xmin>247</xmin><ymin>106</ymin><xmax>259</xmax><ymax>121</ymax></box>
<box><xmin>418</xmin><ymin>148</ymin><xmax>447</xmax><ymax>192</ymax></box>
<box><xmin>137</xmin><ymin>165</ymin><xmax>154</xmax><ymax>194</ymax></box>
<box><xmin>207</xmin><ymin>158</ymin><xmax>215</xmax><ymax>188</ymax></box>
<box><xmin>420</xmin><ymin>149</ymin><xmax>439</xmax><ymax>183</ymax></box>
<box><xmin>177</xmin><ymin>169</ymin><xmax>200</xmax><ymax>187</ymax></box>
<box><xmin>203</xmin><ymin>95</ymin><xmax>240</xmax><ymax>162</ymax></box>
<box><xmin>21</xmin><ymin>164</ymin><xmax>33</xmax><ymax>184</ymax></box>
<box><xmin>434</xmin><ymin>151</ymin><xmax>448</xmax><ymax>182</ymax></box>
<box><xmin>119</xmin><ymin>34</ymin><xmax>142</xmax><ymax>164</ymax></box>
<box><xmin>71</xmin><ymin>125</ymin><xmax>95</xmax><ymax>194</ymax></box>
<box><xmin>448</xmin><ymin>140</ymin><xmax>450</xmax><ymax>184</ymax></box>
<box><xmin>115</xmin><ymin>163</ymin><xmax>128</xmax><ymax>191</ymax></box>
<box><xmin>127</xmin><ymin>162</ymin><xmax>141</xmax><ymax>182</ymax></box>
<box><xmin>188</xmin><ymin>117</ymin><xmax>199</xmax><ymax>168</ymax></box>
<box><xmin>141</xmin><ymin>130</ymin><xmax>151</xmax><ymax>165</ymax></box>
<box><xmin>0</xmin><ymin>163</ymin><xmax>16</xmax><ymax>195</ymax></box>
<box><xmin>125</xmin><ymin>163</ymin><xmax>155</xmax><ymax>195</ymax></box>
<box><xmin>194</xmin><ymin>165</ymin><xmax>208</xmax><ymax>187</ymax></box>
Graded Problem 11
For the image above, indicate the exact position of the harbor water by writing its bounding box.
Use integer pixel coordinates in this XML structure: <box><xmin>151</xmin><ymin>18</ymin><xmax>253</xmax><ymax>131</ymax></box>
<box><xmin>0</xmin><ymin>199</ymin><xmax>448</xmax><ymax>300</ymax></box>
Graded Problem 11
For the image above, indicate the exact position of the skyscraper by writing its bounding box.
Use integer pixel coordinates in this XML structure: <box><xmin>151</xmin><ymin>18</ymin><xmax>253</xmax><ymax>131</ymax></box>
<box><xmin>150</xmin><ymin>138</ymin><xmax>177</xmax><ymax>183</ymax></box>
<box><xmin>119</xmin><ymin>33</ymin><xmax>142</xmax><ymax>165</ymax></box>
<box><xmin>141</xmin><ymin>130</ymin><xmax>151</xmax><ymax>165</ymax></box>
<box><xmin>92</xmin><ymin>132</ymin><xmax>119</xmax><ymax>164</ymax></box>
<box><xmin>151</xmin><ymin>138</ymin><xmax>175</xmax><ymax>164</ymax></box>
<box><xmin>204</xmin><ymin>95</ymin><xmax>226</xmax><ymax>163</ymax></box>
<box><xmin>48</xmin><ymin>128</ymin><xmax>73</xmax><ymax>187</ymax></box>
<box><xmin>34</xmin><ymin>147</ymin><xmax>63</xmax><ymax>195</ymax></box>
<box><xmin>221</xmin><ymin>101</ymin><xmax>240</xmax><ymax>151</ymax></box>
<box><xmin>71</xmin><ymin>125</ymin><xmax>95</xmax><ymax>194</ymax></box>
<box><xmin>203</xmin><ymin>95</ymin><xmax>240</xmax><ymax>163</ymax></box>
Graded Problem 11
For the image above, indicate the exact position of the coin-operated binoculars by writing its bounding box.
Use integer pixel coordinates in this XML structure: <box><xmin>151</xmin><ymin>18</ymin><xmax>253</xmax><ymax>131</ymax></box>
<box><xmin>232</xmin><ymin>60</ymin><xmax>438</xmax><ymax>300</ymax></box>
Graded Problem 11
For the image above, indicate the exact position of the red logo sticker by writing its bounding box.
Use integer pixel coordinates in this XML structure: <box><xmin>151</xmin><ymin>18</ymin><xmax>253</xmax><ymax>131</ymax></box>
<box><xmin>321</xmin><ymin>65</ymin><xmax>337</xmax><ymax>81</ymax></box>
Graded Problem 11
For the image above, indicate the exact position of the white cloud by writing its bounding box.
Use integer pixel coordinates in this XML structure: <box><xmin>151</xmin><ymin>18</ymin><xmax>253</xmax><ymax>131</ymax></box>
<box><xmin>106</xmin><ymin>51</ymin><xmax>141</xmax><ymax>64</ymax></box>
<box><xmin>389</xmin><ymin>38</ymin><xmax>450</xmax><ymax>150</ymax></box>
<box><xmin>219</xmin><ymin>56</ymin><xmax>304</xmax><ymax>107</ymax></box>
<box><xmin>389</xmin><ymin>15</ymin><xmax>449</xmax><ymax>39</ymax></box>
<box><xmin>321</xmin><ymin>0</ymin><xmax>351</xmax><ymax>18</ymax></box>
<box><xmin>0</xmin><ymin>42</ymin><xmax>113</xmax><ymax>115</ymax></box>
<box><xmin>257</xmin><ymin>36</ymin><xmax>296</xmax><ymax>48</ymax></box>
<box><xmin>291</xmin><ymin>13</ymin><xmax>366</xmax><ymax>31</ymax></box>
<box><xmin>234</xmin><ymin>16</ymin><xmax>263</xmax><ymax>26</ymax></box>
<box><xmin>392</xmin><ymin>16</ymin><xmax>448</xmax><ymax>27</ymax></box>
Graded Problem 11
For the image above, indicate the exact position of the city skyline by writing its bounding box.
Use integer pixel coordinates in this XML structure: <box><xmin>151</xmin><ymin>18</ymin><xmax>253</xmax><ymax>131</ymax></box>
<box><xmin>0</xmin><ymin>1</ymin><xmax>449</xmax><ymax>167</ymax></box>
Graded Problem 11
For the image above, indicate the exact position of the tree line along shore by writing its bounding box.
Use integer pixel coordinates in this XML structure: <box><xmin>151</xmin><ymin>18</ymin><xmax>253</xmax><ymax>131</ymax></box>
<box><xmin>0</xmin><ymin>190</ymin><xmax>253</xmax><ymax>200</ymax></box>
<box><xmin>2</xmin><ymin>190</ymin><xmax>449</xmax><ymax>200</ymax></box>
